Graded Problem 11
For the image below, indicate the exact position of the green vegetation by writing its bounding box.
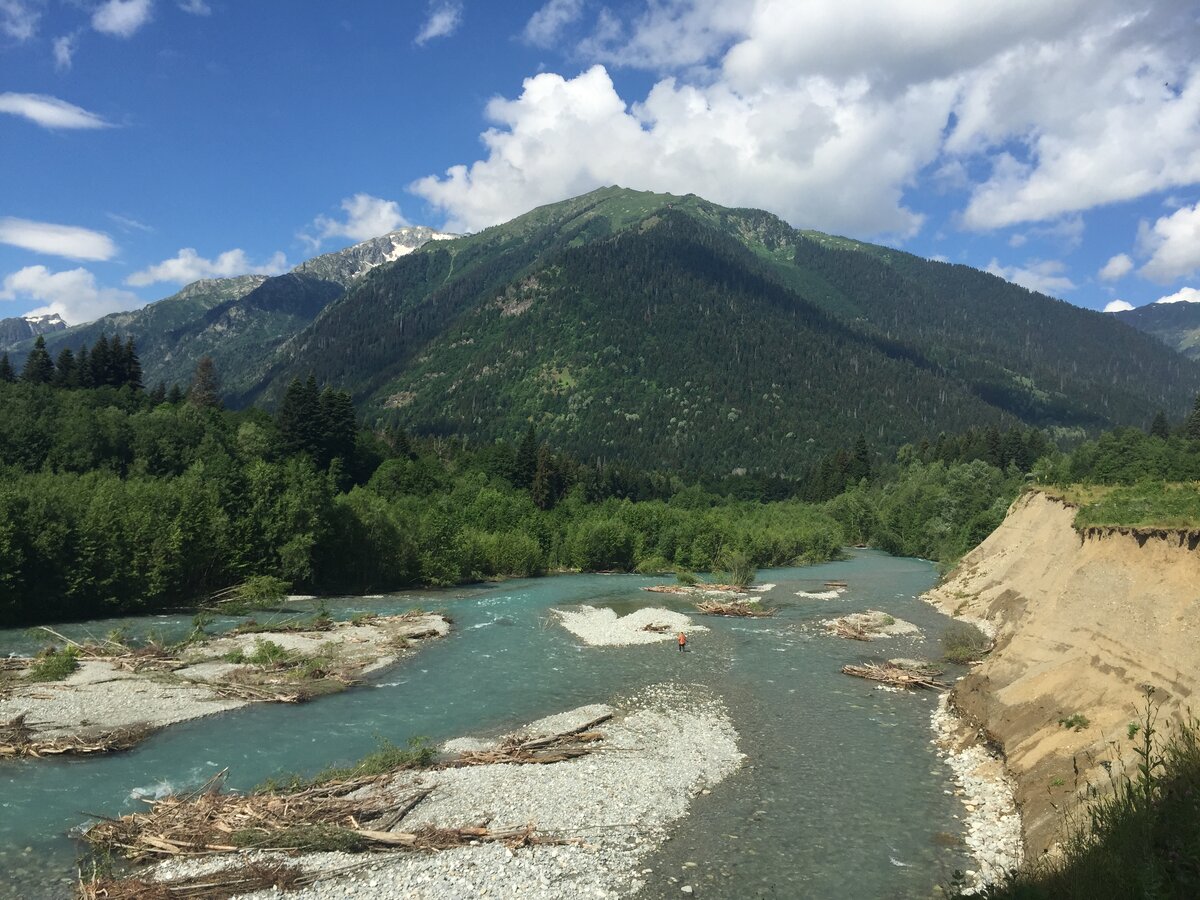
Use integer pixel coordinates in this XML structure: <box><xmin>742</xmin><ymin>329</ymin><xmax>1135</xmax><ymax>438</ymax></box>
<box><xmin>941</xmin><ymin>622</ymin><xmax>991</xmax><ymax>665</ymax></box>
<box><xmin>724</xmin><ymin>551</ymin><xmax>756</xmax><ymax>588</ymax></box>
<box><xmin>257</xmin><ymin>737</ymin><xmax>436</xmax><ymax>794</ymax></box>
<box><xmin>966</xmin><ymin>705</ymin><xmax>1200</xmax><ymax>900</ymax></box>
<box><xmin>26</xmin><ymin>646</ymin><xmax>80</xmax><ymax>682</ymax></box>
<box><xmin>1059</xmin><ymin>714</ymin><xmax>1091</xmax><ymax>732</ymax></box>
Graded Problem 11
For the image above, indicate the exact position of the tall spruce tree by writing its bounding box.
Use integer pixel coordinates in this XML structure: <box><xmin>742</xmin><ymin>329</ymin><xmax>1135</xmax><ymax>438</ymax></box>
<box><xmin>277</xmin><ymin>375</ymin><xmax>322</xmax><ymax>457</ymax></box>
<box><xmin>187</xmin><ymin>356</ymin><xmax>221</xmax><ymax>408</ymax></box>
<box><xmin>1186</xmin><ymin>395</ymin><xmax>1200</xmax><ymax>441</ymax></box>
<box><xmin>53</xmin><ymin>348</ymin><xmax>78</xmax><ymax>388</ymax></box>
<box><xmin>1149</xmin><ymin>410</ymin><xmax>1171</xmax><ymax>440</ymax></box>
<box><xmin>0</xmin><ymin>353</ymin><xmax>15</xmax><ymax>383</ymax></box>
<box><xmin>148</xmin><ymin>381</ymin><xmax>167</xmax><ymax>405</ymax></box>
<box><xmin>318</xmin><ymin>387</ymin><xmax>357</xmax><ymax>465</ymax></box>
<box><xmin>76</xmin><ymin>346</ymin><xmax>94</xmax><ymax>388</ymax></box>
<box><xmin>20</xmin><ymin>335</ymin><xmax>55</xmax><ymax>384</ymax></box>
<box><xmin>123</xmin><ymin>337</ymin><xmax>143</xmax><ymax>391</ymax></box>
<box><xmin>167</xmin><ymin>383</ymin><xmax>184</xmax><ymax>404</ymax></box>
<box><xmin>513</xmin><ymin>423</ymin><xmax>538</xmax><ymax>489</ymax></box>
<box><xmin>90</xmin><ymin>334</ymin><xmax>114</xmax><ymax>386</ymax></box>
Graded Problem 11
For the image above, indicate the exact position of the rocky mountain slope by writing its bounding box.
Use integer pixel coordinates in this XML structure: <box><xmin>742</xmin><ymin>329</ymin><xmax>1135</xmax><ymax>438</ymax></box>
<box><xmin>1114</xmin><ymin>301</ymin><xmax>1200</xmax><ymax>360</ymax></box>
<box><xmin>0</xmin><ymin>313</ymin><xmax>67</xmax><ymax>350</ymax></box>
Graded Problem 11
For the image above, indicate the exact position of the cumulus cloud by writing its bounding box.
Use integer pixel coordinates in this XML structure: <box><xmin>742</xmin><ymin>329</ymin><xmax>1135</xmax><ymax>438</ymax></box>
<box><xmin>0</xmin><ymin>266</ymin><xmax>140</xmax><ymax>324</ymax></box>
<box><xmin>1154</xmin><ymin>286</ymin><xmax>1200</xmax><ymax>304</ymax></box>
<box><xmin>1099</xmin><ymin>253</ymin><xmax>1134</xmax><ymax>281</ymax></box>
<box><xmin>0</xmin><ymin>218</ymin><xmax>117</xmax><ymax>261</ymax></box>
<box><xmin>304</xmin><ymin>194</ymin><xmax>409</xmax><ymax>249</ymax></box>
<box><xmin>985</xmin><ymin>258</ymin><xmax>1076</xmax><ymax>297</ymax></box>
<box><xmin>178</xmin><ymin>0</ymin><xmax>210</xmax><ymax>14</ymax></box>
<box><xmin>523</xmin><ymin>0</ymin><xmax>586</xmax><ymax>48</ymax></box>
<box><xmin>0</xmin><ymin>92</ymin><xmax>110</xmax><ymax>129</ymax></box>
<box><xmin>1137</xmin><ymin>202</ymin><xmax>1200</xmax><ymax>284</ymax></box>
<box><xmin>92</xmin><ymin>0</ymin><xmax>153</xmax><ymax>38</ymax></box>
<box><xmin>414</xmin><ymin>1</ymin><xmax>1200</xmax><ymax>239</ymax></box>
<box><xmin>0</xmin><ymin>0</ymin><xmax>38</xmax><ymax>41</ymax></box>
<box><xmin>415</xmin><ymin>1</ymin><xmax>462</xmax><ymax>45</ymax></box>
<box><xmin>53</xmin><ymin>34</ymin><xmax>77</xmax><ymax>71</ymax></box>
<box><xmin>126</xmin><ymin>248</ymin><xmax>288</xmax><ymax>287</ymax></box>
<box><xmin>1103</xmin><ymin>299</ymin><xmax>1135</xmax><ymax>312</ymax></box>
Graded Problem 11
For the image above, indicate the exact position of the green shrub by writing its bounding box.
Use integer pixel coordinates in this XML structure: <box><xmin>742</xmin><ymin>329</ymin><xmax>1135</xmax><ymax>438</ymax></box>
<box><xmin>27</xmin><ymin>646</ymin><xmax>79</xmax><ymax>682</ymax></box>
<box><xmin>675</xmin><ymin>569</ymin><xmax>699</xmax><ymax>586</ymax></box>
<box><xmin>725</xmin><ymin>550</ymin><xmax>756</xmax><ymax>588</ymax></box>
<box><xmin>1059</xmin><ymin>713</ymin><xmax>1090</xmax><ymax>732</ymax></box>
<box><xmin>258</xmin><ymin>737</ymin><xmax>435</xmax><ymax>793</ymax></box>
<box><xmin>941</xmin><ymin>621</ymin><xmax>991</xmax><ymax>664</ymax></box>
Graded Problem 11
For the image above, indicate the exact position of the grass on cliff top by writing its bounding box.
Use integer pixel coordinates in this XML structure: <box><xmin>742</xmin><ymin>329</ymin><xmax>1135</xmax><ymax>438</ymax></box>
<box><xmin>1038</xmin><ymin>482</ymin><xmax>1200</xmax><ymax>530</ymax></box>
<box><xmin>960</xmin><ymin>702</ymin><xmax>1200</xmax><ymax>900</ymax></box>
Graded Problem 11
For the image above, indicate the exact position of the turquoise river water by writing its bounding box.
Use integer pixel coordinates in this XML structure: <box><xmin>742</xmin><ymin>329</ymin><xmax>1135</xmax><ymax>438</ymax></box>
<box><xmin>0</xmin><ymin>552</ymin><xmax>975</xmax><ymax>899</ymax></box>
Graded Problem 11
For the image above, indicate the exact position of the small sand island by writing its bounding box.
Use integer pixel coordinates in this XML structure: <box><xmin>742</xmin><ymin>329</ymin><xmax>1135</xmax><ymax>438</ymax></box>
<box><xmin>79</xmin><ymin>684</ymin><xmax>742</xmax><ymax>900</ymax></box>
<box><xmin>551</xmin><ymin>606</ymin><xmax>708</xmax><ymax>646</ymax></box>
<box><xmin>823</xmin><ymin>610</ymin><xmax>919</xmax><ymax>641</ymax></box>
<box><xmin>0</xmin><ymin>612</ymin><xmax>449</xmax><ymax>758</ymax></box>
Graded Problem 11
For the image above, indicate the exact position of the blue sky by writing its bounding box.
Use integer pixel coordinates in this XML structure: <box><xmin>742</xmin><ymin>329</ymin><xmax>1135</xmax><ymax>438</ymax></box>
<box><xmin>2</xmin><ymin>0</ymin><xmax>1199</xmax><ymax>323</ymax></box>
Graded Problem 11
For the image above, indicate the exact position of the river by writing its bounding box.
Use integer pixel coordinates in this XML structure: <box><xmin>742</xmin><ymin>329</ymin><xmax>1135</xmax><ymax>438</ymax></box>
<box><xmin>0</xmin><ymin>551</ymin><xmax>973</xmax><ymax>899</ymax></box>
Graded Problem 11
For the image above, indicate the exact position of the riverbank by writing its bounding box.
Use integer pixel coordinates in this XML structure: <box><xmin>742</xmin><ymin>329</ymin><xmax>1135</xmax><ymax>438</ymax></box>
<box><xmin>923</xmin><ymin>490</ymin><xmax>1200</xmax><ymax>859</ymax></box>
<box><xmin>89</xmin><ymin>683</ymin><xmax>743</xmax><ymax>899</ymax></box>
<box><xmin>0</xmin><ymin>613</ymin><xmax>449</xmax><ymax>757</ymax></box>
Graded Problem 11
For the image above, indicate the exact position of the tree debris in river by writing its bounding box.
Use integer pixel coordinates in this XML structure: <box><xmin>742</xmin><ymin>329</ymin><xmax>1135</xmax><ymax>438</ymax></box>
<box><xmin>695</xmin><ymin>599</ymin><xmax>777</xmax><ymax>617</ymax></box>
<box><xmin>841</xmin><ymin>662</ymin><xmax>948</xmax><ymax>690</ymax></box>
<box><xmin>0</xmin><ymin>713</ymin><xmax>152</xmax><ymax>758</ymax></box>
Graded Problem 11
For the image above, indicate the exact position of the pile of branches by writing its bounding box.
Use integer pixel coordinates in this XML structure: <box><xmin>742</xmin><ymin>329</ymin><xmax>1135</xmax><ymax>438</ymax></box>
<box><xmin>829</xmin><ymin>620</ymin><xmax>871</xmax><ymax>641</ymax></box>
<box><xmin>450</xmin><ymin>713</ymin><xmax>612</xmax><ymax>766</ymax></box>
<box><xmin>841</xmin><ymin>662</ymin><xmax>947</xmax><ymax>691</ymax></box>
<box><xmin>79</xmin><ymin>860</ymin><xmax>315</xmax><ymax>900</ymax></box>
<box><xmin>34</xmin><ymin>626</ymin><xmax>181</xmax><ymax>674</ymax></box>
<box><xmin>695</xmin><ymin>600</ymin><xmax>776</xmax><ymax>618</ymax></box>
<box><xmin>1</xmin><ymin>713</ymin><xmax>151</xmax><ymax>758</ymax></box>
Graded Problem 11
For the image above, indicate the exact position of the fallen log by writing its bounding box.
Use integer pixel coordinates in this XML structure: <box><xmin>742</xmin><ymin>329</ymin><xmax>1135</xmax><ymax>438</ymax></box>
<box><xmin>695</xmin><ymin>600</ymin><xmax>776</xmax><ymax>617</ymax></box>
<box><xmin>841</xmin><ymin>663</ymin><xmax>947</xmax><ymax>691</ymax></box>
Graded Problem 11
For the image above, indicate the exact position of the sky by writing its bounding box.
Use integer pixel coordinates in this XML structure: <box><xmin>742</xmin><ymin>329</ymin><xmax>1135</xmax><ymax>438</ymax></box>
<box><xmin>2</xmin><ymin>0</ymin><xmax>1200</xmax><ymax>324</ymax></box>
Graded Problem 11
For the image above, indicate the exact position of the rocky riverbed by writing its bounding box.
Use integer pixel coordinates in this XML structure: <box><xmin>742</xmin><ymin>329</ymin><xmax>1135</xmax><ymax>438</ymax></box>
<box><xmin>136</xmin><ymin>683</ymin><xmax>742</xmax><ymax>899</ymax></box>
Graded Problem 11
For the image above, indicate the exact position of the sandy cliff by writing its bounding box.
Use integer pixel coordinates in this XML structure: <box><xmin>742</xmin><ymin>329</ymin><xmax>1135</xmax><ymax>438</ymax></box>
<box><xmin>924</xmin><ymin>491</ymin><xmax>1200</xmax><ymax>859</ymax></box>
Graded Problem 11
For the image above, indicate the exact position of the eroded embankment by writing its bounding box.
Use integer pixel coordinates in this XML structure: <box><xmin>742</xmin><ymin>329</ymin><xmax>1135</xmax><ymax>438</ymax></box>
<box><xmin>924</xmin><ymin>490</ymin><xmax>1200</xmax><ymax>858</ymax></box>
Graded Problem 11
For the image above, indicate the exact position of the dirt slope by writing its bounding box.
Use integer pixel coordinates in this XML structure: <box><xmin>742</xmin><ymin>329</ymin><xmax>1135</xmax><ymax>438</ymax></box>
<box><xmin>924</xmin><ymin>491</ymin><xmax>1200</xmax><ymax>859</ymax></box>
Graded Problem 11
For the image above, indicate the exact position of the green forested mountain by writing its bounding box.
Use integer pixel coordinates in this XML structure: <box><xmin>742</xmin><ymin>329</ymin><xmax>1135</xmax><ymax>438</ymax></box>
<box><xmin>8</xmin><ymin>229</ymin><xmax>453</xmax><ymax>394</ymax></box>
<box><xmin>1114</xmin><ymin>302</ymin><xmax>1200</xmax><ymax>360</ymax></box>
<box><xmin>241</xmin><ymin>187</ymin><xmax>1200</xmax><ymax>474</ymax></box>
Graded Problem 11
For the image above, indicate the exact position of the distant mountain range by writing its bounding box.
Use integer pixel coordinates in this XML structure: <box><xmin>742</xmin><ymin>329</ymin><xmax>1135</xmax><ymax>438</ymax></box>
<box><xmin>7</xmin><ymin>187</ymin><xmax>1198</xmax><ymax>473</ymax></box>
<box><xmin>1113</xmin><ymin>302</ymin><xmax>1200</xmax><ymax>360</ymax></box>
<box><xmin>0</xmin><ymin>312</ymin><xmax>66</xmax><ymax>348</ymax></box>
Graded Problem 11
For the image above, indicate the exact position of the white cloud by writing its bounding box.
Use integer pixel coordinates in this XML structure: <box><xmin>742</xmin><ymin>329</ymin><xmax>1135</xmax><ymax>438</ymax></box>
<box><xmin>178</xmin><ymin>0</ymin><xmax>210</xmax><ymax>14</ymax></box>
<box><xmin>126</xmin><ymin>248</ymin><xmax>288</xmax><ymax>287</ymax></box>
<box><xmin>1103</xmin><ymin>299</ymin><xmax>1134</xmax><ymax>312</ymax></box>
<box><xmin>0</xmin><ymin>218</ymin><xmax>117</xmax><ymax>261</ymax></box>
<box><xmin>415</xmin><ymin>1</ymin><xmax>1200</xmax><ymax>239</ymax></box>
<box><xmin>412</xmin><ymin>65</ymin><xmax>949</xmax><ymax>236</ymax></box>
<box><xmin>1137</xmin><ymin>202</ymin><xmax>1200</xmax><ymax>284</ymax></box>
<box><xmin>0</xmin><ymin>92</ymin><xmax>110</xmax><ymax>129</ymax></box>
<box><xmin>53</xmin><ymin>34</ymin><xmax>77</xmax><ymax>72</ymax></box>
<box><xmin>0</xmin><ymin>266</ymin><xmax>140</xmax><ymax>325</ymax></box>
<box><xmin>1154</xmin><ymin>286</ymin><xmax>1200</xmax><ymax>305</ymax></box>
<box><xmin>92</xmin><ymin>0</ymin><xmax>153</xmax><ymax>38</ymax></box>
<box><xmin>107</xmin><ymin>213</ymin><xmax>153</xmax><ymax>233</ymax></box>
<box><xmin>985</xmin><ymin>257</ymin><xmax>1076</xmax><ymax>297</ymax></box>
<box><xmin>1099</xmin><ymin>253</ymin><xmax>1134</xmax><ymax>281</ymax></box>
<box><xmin>415</xmin><ymin>1</ymin><xmax>461</xmax><ymax>45</ymax></box>
<box><xmin>523</xmin><ymin>0</ymin><xmax>585</xmax><ymax>48</ymax></box>
<box><xmin>304</xmin><ymin>194</ymin><xmax>409</xmax><ymax>248</ymax></box>
<box><xmin>0</xmin><ymin>0</ymin><xmax>38</xmax><ymax>41</ymax></box>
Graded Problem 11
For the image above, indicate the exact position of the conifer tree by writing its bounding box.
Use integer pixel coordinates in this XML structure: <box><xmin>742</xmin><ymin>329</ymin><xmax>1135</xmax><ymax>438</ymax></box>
<box><xmin>91</xmin><ymin>334</ymin><xmax>113</xmax><ymax>386</ymax></box>
<box><xmin>122</xmin><ymin>337</ymin><xmax>143</xmax><ymax>391</ymax></box>
<box><xmin>187</xmin><ymin>356</ymin><xmax>221</xmax><ymax>408</ymax></box>
<box><xmin>277</xmin><ymin>375</ymin><xmax>321</xmax><ymax>456</ymax></box>
<box><xmin>1149</xmin><ymin>410</ymin><xmax>1171</xmax><ymax>440</ymax></box>
<box><xmin>167</xmin><ymin>383</ymin><xmax>184</xmax><ymax>404</ymax></box>
<box><xmin>0</xmin><ymin>353</ymin><xmax>15</xmax><ymax>383</ymax></box>
<box><xmin>531</xmin><ymin>443</ymin><xmax>560</xmax><ymax>510</ymax></box>
<box><xmin>76</xmin><ymin>346</ymin><xmax>94</xmax><ymax>388</ymax></box>
<box><xmin>1186</xmin><ymin>394</ymin><xmax>1200</xmax><ymax>441</ymax></box>
<box><xmin>20</xmin><ymin>335</ymin><xmax>55</xmax><ymax>384</ymax></box>
<box><xmin>318</xmin><ymin>387</ymin><xmax>357</xmax><ymax>465</ymax></box>
<box><xmin>53</xmin><ymin>348</ymin><xmax>78</xmax><ymax>388</ymax></box>
<box><xmin>148</xmin><ymin>382</ymin><xmax>167</xmax><ymax>405</ymax></box>
<box><xmin>513</xmin><ymin>423</ymin><xmax>538</xmax><ymax>489</ymax></box>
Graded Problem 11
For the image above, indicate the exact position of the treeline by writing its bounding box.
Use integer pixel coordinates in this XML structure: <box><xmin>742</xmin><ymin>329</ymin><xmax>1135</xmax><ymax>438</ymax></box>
<box><xmin>0</xmin><ymin>373</ymin><xmax>844</xmax><ymax>627</ymax></box>
<box><xmin>2</xmin><ymin>333</ymin><xmax>143</xmax><ymax>391</ymax></box>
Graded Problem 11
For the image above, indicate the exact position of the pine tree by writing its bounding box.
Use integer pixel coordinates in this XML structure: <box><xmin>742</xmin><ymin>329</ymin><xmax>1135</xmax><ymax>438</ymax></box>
<box><xmin>187</xmin><ymin>356</ymin><xmax>221</xmax><ymax>408</ymax></box>
<box><xmin>277</xmin><ymin>375</ymin><xmax>321</xmax><ymax>457</ymax></box>
<box><xmin>20</xmin><ymin>335</ymin><xmax>55</xmax><ymax>384</ymax></box>
<box><xmin>847</xmin><ymin>435</ymin><xmax>872</xmax><ymax>482</ymax></box>
<box><xmin>167</xmin><ymin>383</ymin><xmax>184</xmax><ymax>404</ymax></box>
<box><xmin>1149</xmin><ymin>410</ymin><xmax>1171</xmax><ymax>440</ymax></box>
<box><xmin>318</xmin><ymin>387</ymin><xmax>357</xmax><ymax>465</ymax></box>
<box><xmin>531</xmin><ymin>444</ymin><xmax>561</xmax><ymax>510</ymax></box>
<box><xmin>513</xmin><ymin>423</ymin><xmax>538</xmax><ymax>489</ymax></box>
<box><xmin>122</xmin><ymin>337</ymin><xmax>143</xmax><ymax>391</ymax></box>
<box><xmin>76</xmin><ymin>346</ymin><xmax>94</xmax><ymax>388</ymax></box>
<box><xmin>0</xmin><ymin>353</ymin><xmax>15</xmax><ymax>383</ymax></box>
<box><xmin>1186</xmin><ymin>395</ymin><xmax>1200</xmax><ymax>441</ymax></box>
<box><xmin>148</xmin><ymin>382</ymin><xmax>167</xmax><ymax>405</ymax></box>
<box><xmin>91</xmin><ymin>334</ymin><xmax>114</xmax><ymax>386</ymax></box>
<box><xmin>53</xmin><ymin>348</ymin><xmax>78</xmax><ymax>388</ymax></box>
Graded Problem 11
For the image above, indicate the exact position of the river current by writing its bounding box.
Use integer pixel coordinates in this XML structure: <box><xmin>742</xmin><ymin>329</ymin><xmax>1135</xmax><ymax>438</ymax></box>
<box><xmin>0</xmin><ymin>551</ymin><xmax>973</xmax><ymax>898</ymax></box>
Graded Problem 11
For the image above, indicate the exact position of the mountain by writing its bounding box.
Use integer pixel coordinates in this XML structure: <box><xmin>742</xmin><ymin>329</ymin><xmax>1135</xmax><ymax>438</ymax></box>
<box><xmin>1113</xmin><ymin>302</ymin><xmax>1200</xmax><ymax>360</ymax></box>
<box><xmin>0</xmin><ymin>313</ymin><xmax>67</xmax><ymax>350</ymax></box>
<box><xmin>11</xmin><ymin>229</ymin><xmax>454</xmax><ymax>390</ymax></box>
<box><xmin>238</xmin><ymin>187</ymin><xmax>1200</xmax><ymax>474</ymax></box>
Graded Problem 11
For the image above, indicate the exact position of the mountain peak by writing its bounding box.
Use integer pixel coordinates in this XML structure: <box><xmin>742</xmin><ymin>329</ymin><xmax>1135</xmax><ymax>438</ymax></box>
<box><xmin>292</xmin><ymin>227</ymin><xmax>459</xmax><ymax>287</ymax></box>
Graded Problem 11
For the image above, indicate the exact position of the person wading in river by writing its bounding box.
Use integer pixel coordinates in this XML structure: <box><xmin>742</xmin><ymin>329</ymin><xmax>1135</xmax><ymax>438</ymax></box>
<box><xmin>677</xmin><ymin>631</ymin><xmax>687</xmax><ymax>652</ymax></box>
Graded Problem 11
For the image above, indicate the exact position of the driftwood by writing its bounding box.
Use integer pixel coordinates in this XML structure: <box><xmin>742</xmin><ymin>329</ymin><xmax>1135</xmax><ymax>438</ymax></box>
<box><xmin>640</xmin><ymin>623</ymin><xmax>671</xmax><ymax>633</ymax></box>
<box><xmin>695</xmin><ymin>600</ymin><xmax>776</xmax><ymax>618</ymax></box>
<box><xmin>643</xmin><ymin>583</ymin><xmax>749</xmax><ymax>595</ymax></box>
<box><xmin>841</xmin><ymin>663</ymin><xmax>947</xmax><ymax>691</ymax></box>
<box><xmin>831</xmin><ymin>621</ymin><xmax>871</xmax><ymax>641</ymax></box>
<box><xmin>0</xmin><ymin>714</ymin><xmax>153</xmax><ymax>759</ymax></box>
<box><xmin>449</xmin><ymin>713</ymin><xmax>613</xmax><ymax>767</ymax></box>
